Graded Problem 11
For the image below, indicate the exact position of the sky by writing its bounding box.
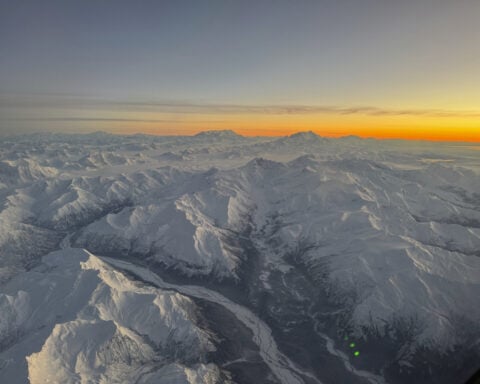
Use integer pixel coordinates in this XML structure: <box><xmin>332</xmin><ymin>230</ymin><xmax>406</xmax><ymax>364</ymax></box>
<box><xmin>1</xmin><ymin>0</ymin><xmax>479</xmax><ymax>141</ymax></box>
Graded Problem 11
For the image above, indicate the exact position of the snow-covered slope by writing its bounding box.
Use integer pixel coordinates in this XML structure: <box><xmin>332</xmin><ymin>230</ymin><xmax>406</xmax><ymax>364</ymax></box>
<box><xmin>0</xmin><ymin>131</ymin><xmax>479</xmax><ymax>384</ymax></box>
<box><xmin>0</xmin><ymin>248</ymin><xmax>221</xmax><ymax>384</ymax></box>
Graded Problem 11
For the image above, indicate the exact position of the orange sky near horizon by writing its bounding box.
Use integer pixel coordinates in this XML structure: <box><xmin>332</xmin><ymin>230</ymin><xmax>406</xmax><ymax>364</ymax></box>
<box><xmin>2</xmin><ymin>94</ymin><xmax>478</xmax><ymax>142</ymax></box>
<box><xmin>109</xmin><ymin>112</ymin><xmax>480</xmax><ymax>142</ymax></box>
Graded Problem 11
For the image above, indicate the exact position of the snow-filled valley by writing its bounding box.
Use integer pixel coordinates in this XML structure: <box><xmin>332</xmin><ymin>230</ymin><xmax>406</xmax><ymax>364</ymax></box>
<box><xmin>0</xmin><ymin>130</ymin><xmax>479</xmax><ymax>384</ymax></box>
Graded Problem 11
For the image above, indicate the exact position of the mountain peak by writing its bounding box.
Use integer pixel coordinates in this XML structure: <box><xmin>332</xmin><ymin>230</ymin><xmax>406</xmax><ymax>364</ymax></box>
<box><xmin>193</xmin><ymin>130</ymin><xmax>242</xmax><ymax>139</ymax></box>
<box><xmin>288</xmin><ymin>131</ymin><xmax>320</xmax><ymax>139</ymax></box>
<box><xmin>339</xmin><ymin>134</ymin><xmax>363</xmax><ymax>140</ymax></box>
<box><xmin>276</xmin><ymin>131</ymin><xmax>327</xmax><ymax>144</ymax></box>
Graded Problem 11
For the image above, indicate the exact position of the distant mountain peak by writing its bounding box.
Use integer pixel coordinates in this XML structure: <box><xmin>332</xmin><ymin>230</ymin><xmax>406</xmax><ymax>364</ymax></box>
<box><xmin>276</xmin><ymin>131</ymin><xmax>327</xmax><ymax>144</ymax></box>
<box><xmin>193</xmin><ymin>130</ymin><xmax>242</xmax><ymax>139</ymax></box>
<box><xmin>288</xmin><ymin>131</ymin><xmax>320</xmax><ymax>139</ymax></box>
<box><xmin>339</xmin><ymin>134</ymin><xmax>364</xmax><ymax>141</ymax></box>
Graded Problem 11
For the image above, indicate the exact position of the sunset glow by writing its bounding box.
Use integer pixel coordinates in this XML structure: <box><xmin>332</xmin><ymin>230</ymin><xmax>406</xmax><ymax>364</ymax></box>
<box><xmin>1</xmin><ymin>1</ymin><xmax>479</xmax><ymax>142</ymax></box>
<box><xmin>88</xmin><ymin>111</ymin><xmax>480</xmax><ymax>142</ymax></box>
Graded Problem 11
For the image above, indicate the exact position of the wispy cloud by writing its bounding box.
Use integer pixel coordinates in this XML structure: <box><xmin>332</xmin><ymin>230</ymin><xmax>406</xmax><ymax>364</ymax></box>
<box><xmin>2</xmin><ymin>93</ymin><xmax>480</xmax><ymax>119</ymax></box>
<box><xmin>1</xmin><ymin>117</ymin><xmax>177</xmax><ymax>123</ymax></box>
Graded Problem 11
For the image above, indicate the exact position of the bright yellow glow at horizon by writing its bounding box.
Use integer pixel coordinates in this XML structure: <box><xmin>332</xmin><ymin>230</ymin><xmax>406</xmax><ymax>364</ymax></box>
<box><xmin>6</xmin><ymin>95</ymin><xmax>478</xmax><ymax>142</ymax></box>
<box><xmin>107</xmin><ymin>111</ymin><xmax>480</xmax><ymax>142</ymax></box>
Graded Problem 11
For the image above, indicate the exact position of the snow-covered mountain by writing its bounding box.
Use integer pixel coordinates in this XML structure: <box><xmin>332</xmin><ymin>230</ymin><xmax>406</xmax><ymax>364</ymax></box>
<box><xmin>0</xmin><ymin>131</ymin><xmax>479</xmax><ymax>384</ymax></box>
<box><xmin>0</xmin><ymin>248</ymin><xmax>220</xmax><ymax>384</ymax></box>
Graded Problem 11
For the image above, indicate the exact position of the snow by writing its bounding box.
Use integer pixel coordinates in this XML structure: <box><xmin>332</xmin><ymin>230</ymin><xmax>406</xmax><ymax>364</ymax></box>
<box><xmin>0</xmin><ymin>131</ymin><xmax>479</xmax><ymax>383</ymax></box>
<box><xmin>0</xmin><ymin>249</ymin><xmax>217</xmax><ymax>384</ymax></box>
<box><xmin>102</xmin><ymin>256</ymin><xmax>319</xmax><ymax>384</ymax></box>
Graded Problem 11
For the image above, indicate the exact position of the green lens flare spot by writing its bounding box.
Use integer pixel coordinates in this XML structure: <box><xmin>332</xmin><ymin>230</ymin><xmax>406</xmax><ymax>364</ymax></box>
<box><xmin>349</xmin><ymin>342</ymin><xmax>356</xmax><ymax>348</ymax></box>
<box><xmin>354</xmin><ymin>351</ymin><xmax>360</xmax><ymax>357</ymax></box>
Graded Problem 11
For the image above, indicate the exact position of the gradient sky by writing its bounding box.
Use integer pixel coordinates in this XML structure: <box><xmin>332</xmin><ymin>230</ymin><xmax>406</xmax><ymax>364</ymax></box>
<box><xmin>1</xmin><ymin>0</ymin><xmax>479</xmax><ymax>141</ymax></box>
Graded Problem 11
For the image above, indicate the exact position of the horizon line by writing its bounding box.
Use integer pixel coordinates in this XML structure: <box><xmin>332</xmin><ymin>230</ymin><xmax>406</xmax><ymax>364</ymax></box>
<box><xmin>2</xmin><ymin>129</ymin><xmax>480</xmax><ymax>144</ymax></box>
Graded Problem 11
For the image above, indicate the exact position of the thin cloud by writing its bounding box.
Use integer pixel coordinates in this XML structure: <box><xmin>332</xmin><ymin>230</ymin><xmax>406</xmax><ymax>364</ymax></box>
<box><xmin>1</xmin><ymin>117</ymin><xmax>178</xmax><ymax>123</ymax></box>
<box><xmin>2</xmin><ymin>93</ymin><xmax>480</xmax><ymax>118</ymax></box>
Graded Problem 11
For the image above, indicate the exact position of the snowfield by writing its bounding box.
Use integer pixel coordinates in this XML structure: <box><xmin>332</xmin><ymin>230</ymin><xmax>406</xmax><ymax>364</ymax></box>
<box><xmin>0</xmin><ymin>130</ymin><xmax>479</xmax><ymax>384</ymax></box>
